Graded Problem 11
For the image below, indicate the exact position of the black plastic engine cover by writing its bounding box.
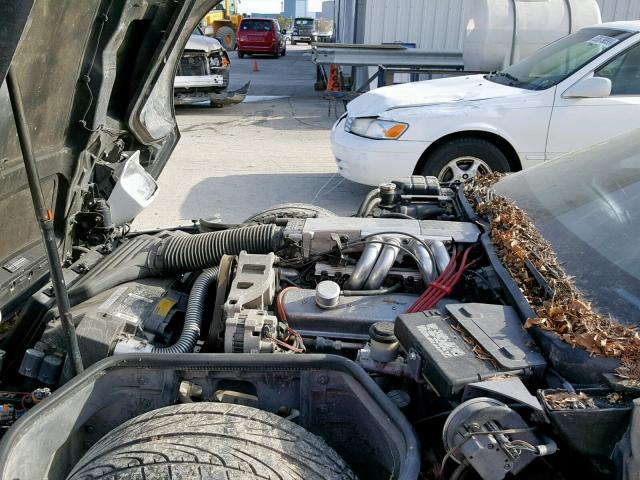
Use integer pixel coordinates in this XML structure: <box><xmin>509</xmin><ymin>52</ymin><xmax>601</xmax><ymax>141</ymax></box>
<box><xmin>395</xmin><ymin>303</ymin><xmax>546</xmax><ymax>398</ymax></box>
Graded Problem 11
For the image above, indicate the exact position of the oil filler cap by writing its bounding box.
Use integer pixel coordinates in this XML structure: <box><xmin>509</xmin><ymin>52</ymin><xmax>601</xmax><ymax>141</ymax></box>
<box><xmin>315</xmin><ymin>281</ymin><xmax>341</xmax><ymax>309</ymax></box>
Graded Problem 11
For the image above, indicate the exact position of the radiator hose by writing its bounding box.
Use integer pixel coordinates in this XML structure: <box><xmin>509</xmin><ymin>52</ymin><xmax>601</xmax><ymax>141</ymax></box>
<box><xmin>152</xmin><ymin>267</ymin><xmax>219</xmax><ymax>353</ymax></box>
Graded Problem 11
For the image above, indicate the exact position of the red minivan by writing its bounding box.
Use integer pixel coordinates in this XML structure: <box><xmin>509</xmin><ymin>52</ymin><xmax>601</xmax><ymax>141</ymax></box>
<box><xmin>237</xmin><ymin>18</ymin><xmax>287</xmax><ymax>58</ymax></box>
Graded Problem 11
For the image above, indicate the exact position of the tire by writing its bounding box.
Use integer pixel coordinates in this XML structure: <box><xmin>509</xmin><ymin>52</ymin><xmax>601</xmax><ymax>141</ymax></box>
<box><xmin>238</xmin><ymin>51</ymin><xmax>245</xmax><ymax>59</ymax></box>
<box><xmin>418</xmin><ymin>137</ymin><xmax>511</xmax><ymax>183</ymax></box>
<box><xmin>291</xmin><ymin>40</ymin><xmax>297</xmax><ymax>45</ymax></box>
<box><xmin>274</xmin><ymin>49</ymin><xmax>281</xmax><ymax>59</ymax></box>
<box><xmin>66</xmin><ymin>403</ymin><xmax>356</xmax><ymax>480</ymax></box>
<box><xmin>282</xmin><ymin>45</ymin><xmax>287</xmax><ymax>56</ymax></box>
<box><xmin>215</xmin><ymin>26</ymin><xmax>236</xmax><ymax>51</ymax></box>
<box><xmin>244</xmin><ymin>203</ymin><xmax>337</xmax><ymax>224</ymax></box>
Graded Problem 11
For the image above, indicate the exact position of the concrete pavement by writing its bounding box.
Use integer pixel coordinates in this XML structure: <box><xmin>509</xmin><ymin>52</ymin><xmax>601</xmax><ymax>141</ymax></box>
<box><xmin>133</xmin><ymin>44</ymin><xmax>370</xmax><ymax>229</ymax></box>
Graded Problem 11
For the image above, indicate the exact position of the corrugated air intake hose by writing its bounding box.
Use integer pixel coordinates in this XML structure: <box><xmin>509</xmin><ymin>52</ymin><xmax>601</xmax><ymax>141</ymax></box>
<box><xmin>148</xmin><ymin>224</ymin><xmax>282</xmax><ymax>274</ymax></box>
<box><xmin>68</xmin><ymin>224</ymin><xmax>282</xmax><ymax>308</ymax></box>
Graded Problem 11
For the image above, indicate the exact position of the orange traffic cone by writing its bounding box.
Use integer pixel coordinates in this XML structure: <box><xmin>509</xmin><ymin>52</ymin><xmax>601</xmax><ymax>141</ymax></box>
<box><xmin>326</xmin><ymin>64</ymin><xmax>340</xmax><ymax>92</ymax></box>
<box><xmin>252</xmin><ymin>60</ymin><xmax>259</xmax><ymax>72</ymax></box>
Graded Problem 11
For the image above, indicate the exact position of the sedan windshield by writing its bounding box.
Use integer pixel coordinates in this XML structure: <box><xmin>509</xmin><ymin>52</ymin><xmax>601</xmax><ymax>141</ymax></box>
<box><xmin>494</xmin><ymin>131</ymin><xmax>640</xmax><ymax>324</ymax></box>
<box><xmin>487</xmin><ymin>28</ymin><xmax>635</xmax><ymax>90</ymax></box>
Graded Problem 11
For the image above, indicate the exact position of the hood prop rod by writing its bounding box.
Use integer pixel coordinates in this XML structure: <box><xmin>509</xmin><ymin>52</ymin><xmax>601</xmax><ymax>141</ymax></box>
<box><xmin>6</xmin><ymin>68</ymin><xmax>84</xmax><ymax>375</ymax></box>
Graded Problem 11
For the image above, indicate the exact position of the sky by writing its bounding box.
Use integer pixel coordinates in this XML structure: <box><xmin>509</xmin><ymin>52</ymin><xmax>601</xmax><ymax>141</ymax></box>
<box><xmin>238</xmin><ymin>0</ymin><xmax>324</xmax><ymax>14</ymax></box>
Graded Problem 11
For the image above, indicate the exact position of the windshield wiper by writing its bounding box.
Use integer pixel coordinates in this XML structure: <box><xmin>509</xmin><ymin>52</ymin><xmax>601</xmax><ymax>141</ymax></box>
<box><xmin>488</xmin><ymin>71</ymin><xmax>521</xmax><ymax>84</ymax></box>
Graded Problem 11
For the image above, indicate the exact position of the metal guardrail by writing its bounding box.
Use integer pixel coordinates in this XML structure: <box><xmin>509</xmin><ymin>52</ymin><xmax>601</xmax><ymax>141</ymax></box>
<box><xmin>312</xmin><ymin>44</ymin><xmax>486</xmax><ymax>93</ymax></box>
<box><xmin>312</xmin><ymin>43</ymin><xmax>464</xmax><ymax>69</ymax></box>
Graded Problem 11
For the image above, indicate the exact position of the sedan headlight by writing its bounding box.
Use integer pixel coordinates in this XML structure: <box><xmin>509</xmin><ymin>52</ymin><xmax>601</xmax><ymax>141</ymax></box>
<box><xmin>346</xmin><ymin>117</ymin><xmax>408</xmax><ymax>140</ymax></box>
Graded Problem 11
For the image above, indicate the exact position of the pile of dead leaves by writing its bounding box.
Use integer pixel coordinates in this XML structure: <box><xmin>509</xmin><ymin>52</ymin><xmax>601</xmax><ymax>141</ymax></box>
<box><xmin>466</xmin><ymin>174</ymin><xmax>640</xmax><ymax>380</ymax></box>
<box><xmin>544</xmin><ymin>391</ymin><xmax>597</xmax><ymax>410</ymax></box>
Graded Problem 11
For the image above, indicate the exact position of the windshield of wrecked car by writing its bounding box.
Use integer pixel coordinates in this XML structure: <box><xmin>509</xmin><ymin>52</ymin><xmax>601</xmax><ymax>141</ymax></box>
<box><xmin>493</xmin><ymin>131</ymin><xmax>640</xmax><ymax>324</ymax></box>
<box><xmin>294</xmin><ymin>19</ymin><xmax>314</xmax><ymax>27</ymax></box>
<box><xmin>241</xmin><ymin>20</ymin><xmax>273</xmax><ymax>31</ymax></box>
<box><xmin>486</xmin><ymin>28</ymin><xmax>635</xmax><ymax>90</ymax></box>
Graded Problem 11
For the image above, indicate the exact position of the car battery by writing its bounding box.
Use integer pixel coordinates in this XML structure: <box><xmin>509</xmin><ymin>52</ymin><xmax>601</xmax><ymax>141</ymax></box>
<box><xmin>395</xmin><ymin>303</ymin><xmax>546</xmax><ymax>398</ymax></box>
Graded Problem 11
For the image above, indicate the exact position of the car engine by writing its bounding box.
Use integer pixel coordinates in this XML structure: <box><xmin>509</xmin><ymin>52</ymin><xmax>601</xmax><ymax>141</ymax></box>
<box><xmin>3</xmin><ymin>177</ymin><xmax>631</xmax><ymax>480</ymax></box>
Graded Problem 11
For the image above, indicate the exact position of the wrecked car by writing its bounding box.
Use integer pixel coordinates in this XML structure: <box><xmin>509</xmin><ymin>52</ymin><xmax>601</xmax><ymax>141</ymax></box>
<box><xmin>174</xmin><ymin>27</ymin><xmax>247</xmax><ymax>107</ymax></box>
<box><xmin>0</xmin><ymin>1</ymin><xmax>640</xmax><ymax>480</ymax></box>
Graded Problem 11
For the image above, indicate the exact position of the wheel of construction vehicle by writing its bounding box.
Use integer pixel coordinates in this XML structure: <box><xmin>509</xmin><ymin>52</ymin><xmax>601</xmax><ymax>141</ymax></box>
<box><xmin>244</xmin><ymin>203</ymin><xmax>337</xmax><ymax>224</ymax></box>
<box><xmin>215</xmin><ymin>26</ymin><xmax>237</xmax><ymax>51</ymax></box>
<box><xmin>66</xmin><ymin>403</ymin><xmax>356</xmax><ymax>480</ymax></box>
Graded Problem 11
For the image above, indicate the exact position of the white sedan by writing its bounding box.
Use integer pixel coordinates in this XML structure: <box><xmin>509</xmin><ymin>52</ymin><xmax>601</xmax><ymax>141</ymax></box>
<box><xmin>331</xmin><ymin>21</ymin><xmax>640</xmax><ymax>185</ymax></box>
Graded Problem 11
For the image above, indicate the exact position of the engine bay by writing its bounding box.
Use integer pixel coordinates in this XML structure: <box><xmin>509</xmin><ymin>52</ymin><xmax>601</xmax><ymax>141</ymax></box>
<box><xmin>0</xmin><ymin>177</ymin><xmax>635</xmax><ymax>480</ymax></box>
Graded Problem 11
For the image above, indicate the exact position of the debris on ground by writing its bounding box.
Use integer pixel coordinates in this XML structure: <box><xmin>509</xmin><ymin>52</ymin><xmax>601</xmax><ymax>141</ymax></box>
<box><xmin>466</xmin><ymin>174</ymin><xmax>640</xmax><ymax>380</ymax></box>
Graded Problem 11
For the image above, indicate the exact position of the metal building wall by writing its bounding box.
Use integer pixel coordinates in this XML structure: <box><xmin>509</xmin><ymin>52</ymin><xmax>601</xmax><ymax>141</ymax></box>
<box><xmin>597</xmin><ymin>0</ymin><xmax>640</xmax><ymax>21</ymax></box>
<box><xmin>334</xmin><ymin>0</ymin><xmax>366</xmax><ymax>44</ymax></box>
<box><xmin>362</xmin><ymin>0</ymin><xmax>474</xmax><ymax>52</ymax></box>
<box><xmin>353</xmin><ymin>0</ymin><xmax>640</xmax><ymax>53</ymax></box>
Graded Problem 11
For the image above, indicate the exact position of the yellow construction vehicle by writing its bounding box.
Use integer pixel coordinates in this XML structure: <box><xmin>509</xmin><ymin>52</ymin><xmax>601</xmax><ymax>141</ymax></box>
<box><xmin>201</xmin><ymin>0</ymin><xmax>242</xmax><ymax>51</ymax></box>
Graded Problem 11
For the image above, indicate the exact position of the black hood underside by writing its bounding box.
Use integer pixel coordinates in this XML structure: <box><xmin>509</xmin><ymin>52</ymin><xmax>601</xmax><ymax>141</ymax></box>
<box><xmin>0</xmin><ymin>0</ymin><xmax>222</xmax><ymax>313</ymax></box>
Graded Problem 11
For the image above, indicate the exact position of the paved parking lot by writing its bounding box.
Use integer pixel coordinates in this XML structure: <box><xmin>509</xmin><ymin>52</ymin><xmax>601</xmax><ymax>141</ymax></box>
<box><xmin>133</xmin><ymin>44</ymin><xmax>370</xmax><ymax>230</ymax></box>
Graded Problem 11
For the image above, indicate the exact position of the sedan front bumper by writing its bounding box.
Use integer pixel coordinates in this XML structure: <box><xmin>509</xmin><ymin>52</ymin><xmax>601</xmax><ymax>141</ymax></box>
<box><xmin>331</xmin><ymin>117</ymin><xmax>430</xmax><ymax>186</ymax></box>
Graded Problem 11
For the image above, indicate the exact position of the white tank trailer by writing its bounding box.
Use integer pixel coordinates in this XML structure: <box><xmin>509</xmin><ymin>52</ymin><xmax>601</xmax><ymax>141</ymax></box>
<box><xmin>463</xmin><ymin>0</ymin><xmax>602</xmax><ymax>71</ymax></box>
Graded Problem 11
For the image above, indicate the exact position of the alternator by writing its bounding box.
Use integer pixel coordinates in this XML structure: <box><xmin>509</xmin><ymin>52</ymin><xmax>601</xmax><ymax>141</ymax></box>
<box><xmin>224</xmin><ymin>310</ymin><xmax>278</xmax><ymax>353</ymax></box>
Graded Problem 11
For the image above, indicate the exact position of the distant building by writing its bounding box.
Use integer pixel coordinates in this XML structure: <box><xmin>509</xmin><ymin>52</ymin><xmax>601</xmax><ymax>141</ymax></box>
<box><xmin>283</xmin><ymin>0</ymin><xmax>309</xmax><ymax>18</ymax></box>
<box><xmin>319</xmin><ymin>1</ymin><xmax>334</xmax><ymax>20</ymax></box>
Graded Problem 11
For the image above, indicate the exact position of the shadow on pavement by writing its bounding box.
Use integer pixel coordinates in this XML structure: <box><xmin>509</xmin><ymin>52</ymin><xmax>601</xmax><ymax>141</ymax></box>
<box><xmin>180</xmin><ymin>173</ymin><xmax>372</xmax><ymax>222</ymax></box>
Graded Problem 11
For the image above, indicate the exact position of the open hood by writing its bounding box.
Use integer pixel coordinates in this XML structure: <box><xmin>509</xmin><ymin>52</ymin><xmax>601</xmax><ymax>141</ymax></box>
<box><xmin>347</xmin><ymin>74</ymin><xmax>525</xmax><ymax>118</ymax></box>
<box><xmin>0</xmin><ymin>0</ymin><xmax>221</xmax><ymax>311</ymax></box>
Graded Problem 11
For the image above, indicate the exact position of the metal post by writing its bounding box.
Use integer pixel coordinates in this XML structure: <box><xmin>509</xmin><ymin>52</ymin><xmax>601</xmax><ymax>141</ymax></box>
<box><xmin>377</xmin><ymin>65</ymin><xmax>385</xmax><ymax>88</ymax></box>
<box><xmin>6</xmin><ymin>68</ymin><xmax>83</xmax><ymax>375</ymax></box>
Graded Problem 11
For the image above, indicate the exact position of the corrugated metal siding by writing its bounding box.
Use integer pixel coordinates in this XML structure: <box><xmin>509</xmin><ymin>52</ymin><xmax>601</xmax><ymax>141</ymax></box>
<box><xmin>354</xmin><ymin>0</ymin><xmax>640</xmax><ymax>53</ymax></box>
<box><xmin>335</xmin><ymin>0</ymin><xmax>366</xmax><ymax>44</ymax></box>
<box><xmin>597</xmin><ymin>0</ymin><xmax>640</xmax><ymax>21</ymax></box>
<box><xmin>363</xmin><ymin>0</ymin><xmax>473</xmax><ymax>52</ymax></box>
<box><xmin>335</xmin><ymin>0</ymin><xmax>355</xmax><ymax>43</ymax></box>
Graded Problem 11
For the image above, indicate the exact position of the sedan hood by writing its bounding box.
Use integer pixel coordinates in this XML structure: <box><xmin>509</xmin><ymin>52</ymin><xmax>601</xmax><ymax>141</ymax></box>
<box><xmin>0</xmin><ymin>0</ymin><xmax>221</xmax><ymax>311</ymax></box>
<box><xmin>347</xmin><ymin>74</ymin><xmax>524</xmax><ymax>118</ymax></box>
<box><xmin>186</xmin><ymin>34</ymin><xmax>223</xmax><ymax>53</ymax></box>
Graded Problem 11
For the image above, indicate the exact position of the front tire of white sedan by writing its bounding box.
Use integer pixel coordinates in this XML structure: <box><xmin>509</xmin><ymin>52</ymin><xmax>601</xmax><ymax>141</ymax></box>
<box><xmin>419</xmin><ymin>137</ymin><xmax>511</xmax><ymax>182</ymax></box>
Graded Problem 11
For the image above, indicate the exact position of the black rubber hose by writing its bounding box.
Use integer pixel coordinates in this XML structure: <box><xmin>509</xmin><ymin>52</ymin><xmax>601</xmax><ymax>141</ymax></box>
<box><xmin>149</xmin><ymin>224</ymin><xmax>281</xmax><ymax>274</ymax></box>
<box><xmin>153</xmin><ymin>267</ymin><xmax>219</xmax><ymax>354</ymax></box>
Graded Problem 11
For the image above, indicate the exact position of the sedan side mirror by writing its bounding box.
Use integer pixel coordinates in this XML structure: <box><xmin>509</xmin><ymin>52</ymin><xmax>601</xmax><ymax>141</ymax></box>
<box><xmin>563</xmin><ymin>76</ymin><xmax>612</xmax><ymax>98</ymax></box>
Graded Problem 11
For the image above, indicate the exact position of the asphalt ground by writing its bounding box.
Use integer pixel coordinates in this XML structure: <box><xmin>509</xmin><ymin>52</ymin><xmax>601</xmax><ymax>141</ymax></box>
<box><xmin>133</xmin><ymin>44</ymin><xmax>371</xmax><ymax>229</ymax></box>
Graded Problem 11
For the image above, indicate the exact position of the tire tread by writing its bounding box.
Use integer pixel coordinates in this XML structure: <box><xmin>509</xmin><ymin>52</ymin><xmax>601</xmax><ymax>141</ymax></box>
<box><xmin>67</xmin><ymin>403</ymin><xmax>356</xmax><ymax>480</ymax></box>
